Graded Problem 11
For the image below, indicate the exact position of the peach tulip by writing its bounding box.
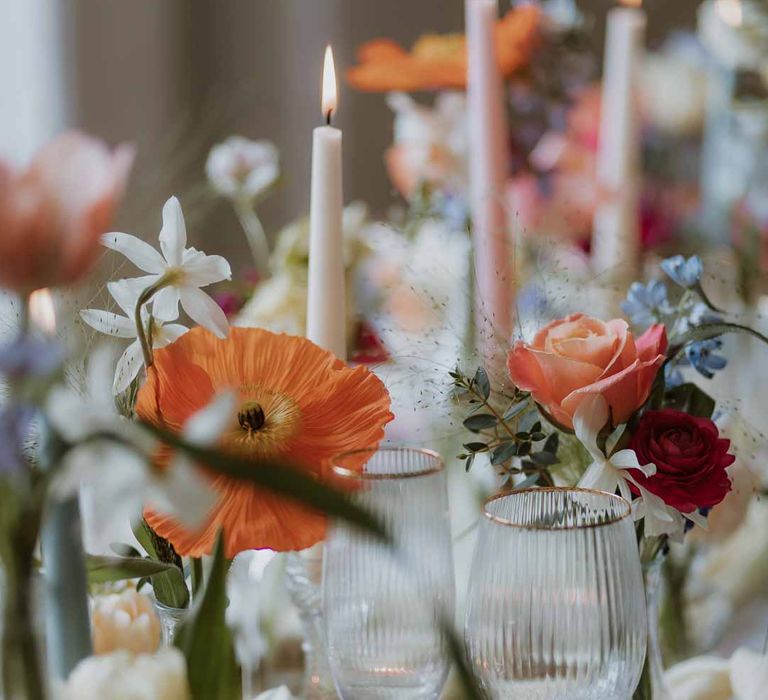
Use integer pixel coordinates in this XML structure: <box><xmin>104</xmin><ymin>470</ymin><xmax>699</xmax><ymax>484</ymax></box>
<box><xmin>508</xmin><ymin>313</ymin><xmax>667</xmax><ymax>430</ymax></box>
<box><xmin>0</xmin><ymin>131</ymin><xmax>133</xmax><ymax>293</ymax></box>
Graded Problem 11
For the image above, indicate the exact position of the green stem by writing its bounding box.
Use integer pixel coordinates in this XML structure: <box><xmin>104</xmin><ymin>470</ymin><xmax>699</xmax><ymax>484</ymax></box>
<box><xmin>191</xmin><ymin>557</ymin><xmax>204</xmax><ymax>601</ymax></box>
<box><xmin>134</xmin><ymin>276</ymin><xmax>175</xmax><ymax>370</ymax></box>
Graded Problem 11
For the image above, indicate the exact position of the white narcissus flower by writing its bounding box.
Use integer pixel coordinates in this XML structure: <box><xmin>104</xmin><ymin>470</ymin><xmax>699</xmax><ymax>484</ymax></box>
<box><xmin>206</xmin><ymin>136</ymin><xmax>279</xmax><ymax>201</ymax></box>
<box><xmin>45</xmin><ymin>346</ymin><xmax>222</xmax><ymax>534</ymax></box>
<box><xmin>91</xmin><ymin>589</ymin><xmax>161</xmax><ymax>655</ymax></box>
<box><xmin>574</xmin><ymin>394</ymin><xmax>689</xmax><ymax>538</ymax></box>
<box><xmin>57</xmin><ymin>648</ymin><xmax>190</xmax><ymax>700</ymax></box>
<box><xmin>102</xmin><ymin>196</ymin><xmax>231</xmax><ymax>338</ymax></box>
<box><xmin>81</xmin><ymin>279</ymin><xmax>188</xmax><ymax>395</ymax></box>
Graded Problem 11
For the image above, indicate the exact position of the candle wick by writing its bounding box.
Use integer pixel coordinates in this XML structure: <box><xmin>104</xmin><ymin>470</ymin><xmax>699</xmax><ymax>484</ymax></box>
<box><xmin>325</xmin><ymin>110</ymin><xmax>332</xmax><ymax>127</ymax></box>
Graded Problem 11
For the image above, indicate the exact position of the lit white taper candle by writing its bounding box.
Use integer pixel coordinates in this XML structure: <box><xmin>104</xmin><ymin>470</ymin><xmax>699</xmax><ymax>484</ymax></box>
<box><xmin>466</xmin><ymin>0</ymin><xmax>514</xmax><ymax>370</ymax></box>
<box><xmin>306</xmin><ymin>45</ymin><xmax>346</xmax><ymax>360</ymax></box>
<box><xmin>592</xmin><ymin>0</ymin><xmax>646</xmax><ymax>280</ymax></box>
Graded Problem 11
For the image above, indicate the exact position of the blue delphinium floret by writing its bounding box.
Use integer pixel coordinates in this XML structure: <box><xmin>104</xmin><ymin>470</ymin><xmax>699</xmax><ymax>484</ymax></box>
<box><xmin>661</xmin><ymin>255</ymin><xmax>703</xmax><ymax>289</ymax></box>
<box><xmin>621</xmin><ymin>279</ymin><xmax>673</xmax><ymax>327</ymax></box>
<box><xmin>684</xmin><ymin>338</ymin><xmax>727</xmax><ymax>379</ymax></box>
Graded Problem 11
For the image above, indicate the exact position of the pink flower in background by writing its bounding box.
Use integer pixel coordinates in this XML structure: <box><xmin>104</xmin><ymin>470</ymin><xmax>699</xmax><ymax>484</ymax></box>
<box><xmin>507</xmin><ymin>314</ymin><xmax>667</xmax><ymax>430</ymax></box>
<box><xmin>0</xmin><ymin>132</ymin><xmax>133</xmax><ymax>293</ymax></box>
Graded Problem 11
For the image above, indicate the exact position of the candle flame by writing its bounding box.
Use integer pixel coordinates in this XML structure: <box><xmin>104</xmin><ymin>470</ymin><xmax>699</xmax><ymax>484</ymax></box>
<box><xmin>321</xmin><ymin>45</ymin><xmax>338</xmax><ymax>123</ymax></box>
<box><xmin>29</xmin><ymin>289</ymin><xmax>56</xmax><ymax>333</ymax></box>
<box><xmin>619</xmin><ymin>0</ymin><xmax>642</xmax><ymax>7</ymax></box>
<box><xmin>716</xmin><ymin>0</ymin><xmax>743</xmax><ymax>27</ymax></box>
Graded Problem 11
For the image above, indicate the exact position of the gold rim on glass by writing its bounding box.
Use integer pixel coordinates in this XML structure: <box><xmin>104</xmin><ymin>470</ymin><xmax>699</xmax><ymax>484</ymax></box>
<box><xmin>482</xmin><ymin>487</ymin><xmax>632</xmax><ymax>530</ymax></box>
<box><xmin>331</xmin><ymin>447</ymin><xmax>445</xmax><ymax>481</ymax></box>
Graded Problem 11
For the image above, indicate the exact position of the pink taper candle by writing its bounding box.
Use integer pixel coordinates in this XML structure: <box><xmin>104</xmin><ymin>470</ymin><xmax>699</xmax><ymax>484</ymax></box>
<box><xmin>592</xmin><ymin>0</ymin><xmax>646</xmax><ymax>282</ymax></box>
<box><xmin>466</xmin><ymin>0</ymin><xmax>514</xmax><ymax>372</ymax></box>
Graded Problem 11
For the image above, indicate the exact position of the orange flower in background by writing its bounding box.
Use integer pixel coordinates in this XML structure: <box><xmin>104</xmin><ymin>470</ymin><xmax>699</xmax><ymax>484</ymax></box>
<box><xmin>347</xmin><ymin>4</ymin><xmax>541</xmax><ymax>92</ymax></box>
<box><xmin>136</xmin><ymin>326</ymin><xmax>393</xmax><ymax>558</ymax></box>
<box><xmin>0</xmin><ymin>131</ymin><xmax>133</xmax><ymax>293</ymax></box>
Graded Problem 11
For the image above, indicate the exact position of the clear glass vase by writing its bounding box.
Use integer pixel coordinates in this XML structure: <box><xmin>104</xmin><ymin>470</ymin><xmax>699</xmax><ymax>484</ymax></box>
<box><xmin>154</xmin><ymin>601</ymin><xmax>189</xmax><ymax>646</ymax></box>
<box><xmin>284</xmin><ymin>546</ymin><xmax>338</xmax><ymax>700</ymax></box>
<box><xmin>633</xmin><ymin>547</ymin><xmax>671</xmax><ymax>700</ymax></box>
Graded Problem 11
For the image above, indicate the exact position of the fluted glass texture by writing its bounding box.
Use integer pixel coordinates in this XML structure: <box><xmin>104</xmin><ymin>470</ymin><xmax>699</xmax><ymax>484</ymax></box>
<box><xmin>465</xmin><ymin>488</ymin><xmax>647</xmax><ymax>700</ymax></box>
<box><xmin>323</xmin><ymin>448</ymin><xmax>455</xmax><ymax>700</ymax></box>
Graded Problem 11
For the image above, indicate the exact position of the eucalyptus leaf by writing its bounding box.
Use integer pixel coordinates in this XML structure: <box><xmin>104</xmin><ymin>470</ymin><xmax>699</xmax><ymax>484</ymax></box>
<box><xmin>86</xmin><ymin>555</ymin><xmax>180</xmax><ymax>585</ymax></box>
<box><xmin>174</xmin><ymin>531</ymin><xmax>241</xmax><ymax>700</ymax></box>
<box><xmin>463</xmin><ymin>414</ymin><xmax>498</xmax><ymax>432</ymax></box>
<box><xmin>491</xmin><ymin>442</ymin><xmax>517</xmax><ymax>466</ymax></box>
<box><xmin>530</xmin><ymin>451</ymin><xmax>558</xmax><ymax>467</ymax></box>
<box><xmin>503</xmin><ymin>401</ymin><xmax>529</xmax><ymax>421</ymax></box>
<box><xmin>543</xmin><ymin>433</ymin><xmax>559</xmax><ymax>455</ymax></box>
<box><xmin>474</xmin><ymin>367</ymin><xmax>491</xmax><ymax>401</ymax></box>
<box><xmin>515</xmin><ymin>473</ymin><xmax>541</xmax><ymax>490</ymax></box>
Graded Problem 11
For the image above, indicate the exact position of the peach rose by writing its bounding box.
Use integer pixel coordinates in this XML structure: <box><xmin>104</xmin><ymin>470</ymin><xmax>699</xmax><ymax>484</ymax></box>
<box><xmin>507</xmin><ymin>313</ymin><xmax>667</xmax><ymax>429</ymax></box>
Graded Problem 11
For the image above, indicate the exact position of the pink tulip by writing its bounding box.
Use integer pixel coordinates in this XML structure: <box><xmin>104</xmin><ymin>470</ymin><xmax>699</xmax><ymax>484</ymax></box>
<box><xmin>0</xmin><ymin>131</ymin><xmax>133</xmax><ymax>293</ymax></box>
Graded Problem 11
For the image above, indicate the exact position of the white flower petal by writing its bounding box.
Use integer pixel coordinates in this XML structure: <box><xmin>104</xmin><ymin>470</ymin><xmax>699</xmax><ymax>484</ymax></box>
<box><xmin>79</xmin><ymin>309</ymin><xmax>135</xmax><ymax>339</ymax></box>
<box><xmin>684</xmin><ymin>509</ymin><xmax>709</xmax><ymax>530</ymax></box>
<box><xmin>181</xmin><ymin>249</ymin><xmax>232</xmax><ymax>287</ymax></box>
<box><xmin>113</xmin><ymin>341</ymin><xmax>144</xmax><ymax>396</ymax></box>
<box><xmin>150</xmin><ymin>457</ymin><xmax>216</xmax><ymax>530</ymax></box>
<box><xmin>101</xmin><ymin>232</ymin><xmax>166</xmax><ymax>274</ymax></box>
<box><xmin>573</xmin><ymin>394</ymin><xmax>609</xmax><ymax>460</ymax></box>
<box><xmin>154</xmin><ymin>323</ymin><xmax>188</xmax><ymax>349</ymax></box>
<box><xmin>183</xmin><ymin>392</ymin><xmax>236</xmax><ymax>445</ymax></box>
<box><xmin>152</xmin><ymin>286</ymin><xmax>181</xmax><ymax>322</ymax></box>
<box><xmin>109</xmin><ymin>276</ymin><xmax>161</xmax><ymax>318</ymax></box>
<box><xmin>159</xmin><ymin>196</ymin><xmax>187</xmax><ymax>266</ymax></box>
<box><xmin>179</xmin><ymin>287</ymin><xmax>229</xmax><ymax>338</ymax></box>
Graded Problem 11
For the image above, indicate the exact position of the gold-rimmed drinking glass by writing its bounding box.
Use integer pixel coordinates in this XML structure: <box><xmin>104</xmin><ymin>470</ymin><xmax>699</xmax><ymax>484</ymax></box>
<box><xmin>322</xmin><ymin>447</ymin><xmax>455</xmax><ymax>700</ymax></box>
<box><xmin>465</xmin><ymin>487</ymin><xmax>647</xmax><ymax>699</ymax></box>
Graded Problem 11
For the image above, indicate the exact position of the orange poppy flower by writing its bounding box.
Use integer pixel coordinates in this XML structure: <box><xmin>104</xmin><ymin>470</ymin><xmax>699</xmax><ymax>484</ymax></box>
<box><xmin>347</xmin><ymin>4</ymin><xmax>541</xmax><ymax>92</ymax></box>
<box><xmin>136</xmin><ymin>327</ymin><xmax>393</xmax><ymax>558</ymax></box>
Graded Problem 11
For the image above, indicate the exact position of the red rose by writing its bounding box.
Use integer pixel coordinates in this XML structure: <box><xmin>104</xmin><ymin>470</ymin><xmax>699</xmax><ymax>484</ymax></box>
<box><xmin>629</xmin><ymin>410</ymin><xmax>734</xmax><ymax>513</ymax></box>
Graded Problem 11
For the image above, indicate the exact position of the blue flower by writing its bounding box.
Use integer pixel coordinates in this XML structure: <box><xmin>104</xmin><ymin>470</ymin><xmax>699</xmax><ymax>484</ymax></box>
<box><xmin>621</xmin><ymin>280</ymin><xmax>672</xmax><ymax>327</ymax></box>
<box><xmin>664</xmin><ymin>363</ymin><xmax>685</xmax><ymax>388</ymax></box>
<box><xmin>684</xmin><ymin>338</ymin><xmax>727</xmax><ymax>379</ymax></box>
<box><xmin>0</xmin><ymin>336</ymin><xmax>62</xmax><ymax>379</ymax></box>
<box><xmin>661</xmin><ymin>255</ymin><xmax>703</xmax><ymax>288</ymax></box>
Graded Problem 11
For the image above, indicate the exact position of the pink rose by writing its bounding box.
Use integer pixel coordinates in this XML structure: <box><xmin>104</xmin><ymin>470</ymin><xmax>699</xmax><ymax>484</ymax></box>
<box><xmin>0</xmin><ymin>131</ymin><xmax>133</xmax><ymax>293</ymax></box>
<box><xmin>507</xmin><ymin>313</ymin><xmax>667</xmax><ymax>429</ymax></box>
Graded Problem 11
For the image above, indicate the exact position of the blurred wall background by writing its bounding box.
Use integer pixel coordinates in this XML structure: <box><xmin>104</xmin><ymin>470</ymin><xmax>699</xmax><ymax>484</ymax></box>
<box><xmin>0</xmin><ymin>0</ymin><xmax>702</xmax><ymax>273</ymax></box>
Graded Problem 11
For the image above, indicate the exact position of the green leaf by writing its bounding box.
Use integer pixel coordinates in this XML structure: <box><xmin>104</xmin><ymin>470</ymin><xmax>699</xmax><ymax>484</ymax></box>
<box><xmin>175</xmin><ymin>531</ymin><xmax>241</xmax><ymax>700</ymax></box>
<box><xmin>514</xmin><ymin>473</ymin><xmax>541</xmax><ymax>490</ymax></box>
<box><xmin>664</xmin><ymin>383</ymin><xmax>716</xmax><ymax>419</ymax></box>
<box><xmin>465</xmin><ymin>452</ymin><xmax>476</xmax><ymax>472</ymax></box>
<box><xmin>491</xmin><ymin>442</ymin><xmax>517</xmax><ymax>466</ymax></box>
<box><xmin>543</xmin><ymin>433</ymin><xmax>559</xmax><ymax>455</ymax></box>
<box><xmin>132</xmin><ymin>520</ymin><xmax>190</xmax><ymax>609</ymax></box>
<box><xmin>503</xmin><ymin>401</ymin><xmax>529</xmax><ymax>421</ymax></box>
<box><xmin>463</xmin><ymin>414</ymin><xmax>498</xmax><ymax>432</ymax></box>
<box><xmin>139</xmin><ymin>423</ymin><xmax>389</xmax><ymax>545</ymax></box>
<box><xmin>86</xmin><ymin>555</ymin><xmax>180</xmax><ymax>585</ymax></box>
<box><xmin>675</xmin><ymin>322</ymin><xmax>768</xmax><ymax>353</ymax></box>
<box><xmin>463</xmin><ymin>442</ymin><xmax>489</xmax><ymax>453</ymax></box>
<box><xmin>530</xmin><ymin>451</ymin><xmax>558</xmax><ymax>467</ymax></box>
<box><xmin>474</xmin><ymin>367</ymin><xmax>491</xmax><ymax>400</ymax></box>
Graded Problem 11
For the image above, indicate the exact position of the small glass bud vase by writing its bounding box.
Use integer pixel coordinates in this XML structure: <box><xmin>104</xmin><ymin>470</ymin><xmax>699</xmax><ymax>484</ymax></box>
<box><xmin>284</xmin><ymin>547</ymin><xmax>338</xmax><ymax>699</ymax></box>
<box><xmin>154</xmin><ymin>601</ymin><xmax>189</xmax><ymax>646</ymax></box>
<box><xmin>633</xmin><ymin>545</ymin><xmax>671</xmax><ymax>700</ymax></box>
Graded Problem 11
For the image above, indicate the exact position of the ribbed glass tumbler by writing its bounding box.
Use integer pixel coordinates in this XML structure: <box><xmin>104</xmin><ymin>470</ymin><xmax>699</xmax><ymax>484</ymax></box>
<box><xmin>323</xmin><ymin>448</ymin><xmax>455</xmax><ymax>700</ymax></box>
<box><xmin>465</xmin><ymin>488</ymin><xmax>647</xmax><ymax>700</ymax></box>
